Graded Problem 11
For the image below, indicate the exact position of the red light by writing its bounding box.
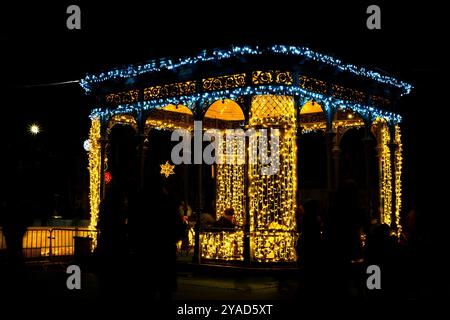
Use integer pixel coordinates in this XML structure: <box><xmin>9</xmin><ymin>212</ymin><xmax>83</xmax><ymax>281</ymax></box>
<box><xmin>104</xmin><ymin>171</ymin><xmax>112</xmax><ymax>184</ymax></box>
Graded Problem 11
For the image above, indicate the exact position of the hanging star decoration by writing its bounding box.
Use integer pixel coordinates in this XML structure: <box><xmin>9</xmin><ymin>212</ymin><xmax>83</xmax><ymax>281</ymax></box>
<box><xmin>160</xmin><ymin>161</ymin><xmax>175</xmax><ymax>178</ymax></box>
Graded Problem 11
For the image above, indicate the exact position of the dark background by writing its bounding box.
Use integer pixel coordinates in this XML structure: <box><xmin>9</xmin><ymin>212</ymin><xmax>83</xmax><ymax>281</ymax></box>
<box><xmin>0</xmin><ymin>1</ymin><xmax>446</xmax><ymax>255</ymax></box>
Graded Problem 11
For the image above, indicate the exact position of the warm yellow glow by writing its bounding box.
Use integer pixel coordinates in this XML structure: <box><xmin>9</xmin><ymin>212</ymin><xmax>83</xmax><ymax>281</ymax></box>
<box><xmin>176</xmin><ymin>226</ymin><xmax>196</xmax><ymax>254</ymax></box>
<box><xmin>394</xmin><ymin>125</ymin><xmax>403</xmax><ymax>236</ymax></box>
<box><xmin>145</xmin><ymin>119</ymin><xmax>192</xmax><ymax>131</ymax></box>
<box><xmin>249</xmin><ymin>95</ymin><xmax>296</xmax><ymax>126</ymax></box>
<box><xmin>300</xmin><ymin>101</ymin><xmax>323</xmax><ymax>114</ymax></box>
<box><xmin>162</xmin><ymin>104</ymin><xmax>193</xmax><ymax>115</ymax></box>
<box><xmin>377</xmin><ymin>121</ymin><xmax>403</xmax><ymax>236</ymax></box>
<box><xmin>205</xmin><ymin>99</ymin><xmax>245</xmax><ymax>121</ymax></box>
<box><xmin>332</xmin><ymin>119</ymin><xmax>365</xmax><ymax>129</ymax></box>
<box><xmin>379</xmin><ymin>121</ymin><xmax>392</xmax><ymax>226</ymax></box>
<box><xmin>301</xmin><ymin>122</ymin><xmax>327</xmax><ymax>133</ymax></box>
<box><xmin>249</xmin><ymin>95</ymin><xmax>297</xmax><ymax>262</ymax></box>
<box><xmin>108</xmin><ymin>114</ymin><xmax>137</xmax><ymax>130</ymax></box>
<box><xmin>160</xmin><ymin>161</ymin><xmax>175</xmax><ymax>178</ymax></box>
<box><xmin>29</xmin><ymin>123</ymin><xmax>40</xmax><ymax>135</ymax></box>
<box><xmin>0</xmin><ymin>227</ymin><xmax>96</xmax><ymax>258</ymax></box>
<box><xmin>88</xmin><ymin>118</ymin><xmax>101</xmax><ymax>248</ymax></box>
<box><xmin>252</xmin><ymin>231</ymin><xmax>298</xmax><ymax>262</ymax></box>
<box><xmin>215</xmin><ymin>133</ymin><xmax>246</xmax><ymax>226</ymax></box>
<box><xmin>200</xmin><ymin>230</ymin><xmax>244</xmax><ymax>261</ymax></box>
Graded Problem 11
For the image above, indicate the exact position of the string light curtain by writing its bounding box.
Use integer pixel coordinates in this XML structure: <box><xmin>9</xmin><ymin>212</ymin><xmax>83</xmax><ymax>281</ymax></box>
<box><xmin>215</xmin><ymin>131</ymin><xmax>246</xmax><ymax>226</ymax></box>
<box><xmin>200</xmin><ymin>230</ymin><xmax>245</xmax><ymax>261</ymax></box>
<box><xmin>394</xmin><ymin>124</ymin><xmax>403</xmax><ymax>236</ymax></box>
<box><xmin>248</xmin><ymin>95</ymin><xmax>298</xmax><ymax>262</ymax></box>
<box><xmin>88</xmin><ymin>118</ymin><xmax>101</xmax><ymax>248</ymax></box>
<box><xmin>379</xmin><ymin>122</ymin><xmax>392</xmax><ymax>226</ymax></box>
<box><xmin>201</xmin><ymin>129</ymin><xmax>246</xmax><ymax>261</ymax></box>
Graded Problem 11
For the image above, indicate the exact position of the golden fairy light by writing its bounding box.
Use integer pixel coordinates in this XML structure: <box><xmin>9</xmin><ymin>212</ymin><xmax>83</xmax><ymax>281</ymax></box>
<box><xmin>379</xmin><ymin>122</ymin><xmax>392</xmax><ymax>226</ymax></box>
<box><xmin>248</xmin><ymin>95</ymin><xmax>298</xmax><ymax>262</ymax></box>
<box><xmin>88</xmin><ymin>118</ymin><xmax>101</xmax><ymax>249</ymax></box>
<box><xmin>394</xmin><ymin>124</ymin><xmax>403</xmax><ymax>236</ymax></box>
<box><xmin>160</xmin><ymin>161</ymin><xmax>175</xmax><ymax>178</ymax></box>
<box><xmin>215</xmin><ymin>131</ymin><xmax>246</xmax><ymax>226</ymax></box>
<box><xmin>200</xmin><ymin>230</ymin><xmax>244</xmax><ymax>261</ymax></box>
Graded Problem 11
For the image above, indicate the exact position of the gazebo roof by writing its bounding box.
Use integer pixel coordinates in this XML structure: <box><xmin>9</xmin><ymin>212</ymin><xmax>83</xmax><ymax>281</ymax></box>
<box><xmin>83</xmin><ymin>45</ymin><xmax>411</xmax><ymax>124</ymax></box>
<box><xmin>80</xmin><ymin>45</ymin><xmax>412</xmax><ymax>96</ymax></box>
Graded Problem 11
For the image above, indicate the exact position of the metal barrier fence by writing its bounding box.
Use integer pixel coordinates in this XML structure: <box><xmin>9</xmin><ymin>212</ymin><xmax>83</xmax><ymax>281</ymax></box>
<box><xmin>0</xmin><ymin>227</ymin><xmax>96</xmax><ymax>260</ymax></box>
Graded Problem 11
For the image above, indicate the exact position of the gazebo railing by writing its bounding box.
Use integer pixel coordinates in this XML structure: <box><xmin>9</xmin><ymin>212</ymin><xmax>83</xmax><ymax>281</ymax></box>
<box><xmin>0</xmin><ymin>227</ymin><xmax>96</xmax><ymax>261</ymax></box>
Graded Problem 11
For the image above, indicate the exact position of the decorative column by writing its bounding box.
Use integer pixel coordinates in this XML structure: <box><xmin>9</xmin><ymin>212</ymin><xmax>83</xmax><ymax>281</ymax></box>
<box><xmin>388</xmin><ymin>138</ymin><xmax>398</xmax><ymax>231</ymax></box>
<box><xmin>135</xmin><ymin>110</ymin><xmax>148</xmax><ymax>192</ymax></box>
<box><xmin>99</xmin><ymin>133</ymin><xmax>108</xmax><ymax>201</ymax></box>
<box><xmin>87</xmin><ymin>117</ymin><xmax>107</xmax><ymax>247</ymax></box>
<box><xmin>331</xmin><ymin>138</ymin><xmax>341</xmax><ymax>190</ymax></box>
<box><xmin>388</xmin><ymin>123</ymin><xmax>402</xmax><ymax>235</ymax></box>
<box><xmin>243</xmin><ymin>95</ymin><xmax>251</xmax><ymax>263</ymax></box>
<box><xmin>377</xmin><ymin>120</ymin><xmax>393</xmax><ymax>227</ymax></box>
<box><xmin>362</xmin><ymin>123</ymin><xmax>374</xmax><ymax>191</ymax></box>
<box><xmin>393</xmin><ymin>125</ymin><xmax>403</xmax><ymax>236</ymax></box>
<box><xmin>362</xmin><ymin>121</ymin><xmax>375</xmax><ymax>214</ymax></box>
<box><xmin>324</xmin><ymin>103</ymin><xmax>336</xmax><ymax>193</ymax></box>
<box><xmin>294</xmin><ymin>95</ymin><xmax>302</xmax><ymax>211</ymax></box>
<box><xmin>193</xmin><ymin>99</ymin><xmax>204</xmax><ymax>263</ymax></box>
<box><xmin>248</xmin><ymin>95</ymin><xmax>297</xmax><ymax>263</ymax></box>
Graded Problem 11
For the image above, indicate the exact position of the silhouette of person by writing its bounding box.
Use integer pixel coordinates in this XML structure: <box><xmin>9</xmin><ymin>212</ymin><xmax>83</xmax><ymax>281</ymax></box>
<box><xmin>151</xmin><ymin>175</ymin><xmax>184</xmax><ymax>300</ymax></box>
<box><xmin>95</xmin><ymin>181</ymin><xmax>129</xmax><ymax>305</ymax></box>
<box><xmin>215</xmin><ymin>208</ymin><xmax>235</xmax><ymax>229</ymax></box>
<box><xmin>1</xmin><ymin>163</ymin><xmax>31</xmax><ymax>266</ymax></box>
<box><xmin>0</xmin><ymin>162</ymin><xmax>32</xmax><ymax>302</ymax></box>
<box><xmin>325</xmin><ymin>179</ymin><xmax>365</xmax><ymax>296</ymax></box>
<box><xmin>301</xmin><ymin>199</ymin><xmax>322</xmax><ymax>265</ymax></box>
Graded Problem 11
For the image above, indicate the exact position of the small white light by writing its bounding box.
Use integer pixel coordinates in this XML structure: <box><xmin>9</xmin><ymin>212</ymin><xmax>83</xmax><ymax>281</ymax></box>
<box><xmin>83</xmin><ymin>139</ymin><xmax>91</xmax><ymax>152</ymax></box>
<box><xmin>29</xmin><ymin>123</ymin><xmax>40</xmax><ymax>135</ymax></box>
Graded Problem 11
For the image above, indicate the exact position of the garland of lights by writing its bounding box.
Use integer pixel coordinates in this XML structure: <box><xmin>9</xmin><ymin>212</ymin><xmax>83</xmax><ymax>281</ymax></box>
<box><xmin>394</xmin><ymin>125</ymin><xmax>403</xmax><ymax>236</ymax></box>
<box><xmin>377</xmin><ymin>121</ymin><xmax>403</xmax><ymax>236</ymax></box>
<box><xmin>200</xmin><ymin>230</ymin><xmax>244</xmax><ymax>261</ymax></box>
<box><xmin>215</xmin><ymin>134</ymin><xmax>246</xmax><ymax>227</ymax></box>
<box><xmin>88</xmin><ymin>118</ymin><xmax>101</xmax><ymax>248</ymax></box>
<box><xmin>90</xmin><ymin>85</ymin><xmax>402</xmax><ymax>124</ymax></box>
<box><xmin>201</xmin><ymin>131</ymin><xmax>246</xmax><ymax>261</ymax></box>
<box><xmin>379</xmin><ymin>122</ymin><xmax>393</xmax><ymax>226</ymax></box>
<box><xmin>80</xmin><ymin>45</ymin><xmax>412</xmax><ymax>95</ymax></box>
<box><xmin>248</xmin><ymin>95</ymin><xmax>298</xmax><ymax>262</ymax></box>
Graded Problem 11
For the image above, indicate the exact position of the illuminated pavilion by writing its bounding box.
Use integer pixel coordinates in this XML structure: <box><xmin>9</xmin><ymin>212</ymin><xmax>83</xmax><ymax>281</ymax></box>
<box><xmin>81</xmin><ymin>45</ymin><xmax>411</xmax><ymax>264</ymax></box>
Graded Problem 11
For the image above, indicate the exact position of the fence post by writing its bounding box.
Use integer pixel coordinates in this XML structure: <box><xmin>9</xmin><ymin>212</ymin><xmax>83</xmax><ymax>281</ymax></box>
<box><xmin>48</xmin><ymin>229</ymin><xmax>53</xmax><ymax>260</ymax></box>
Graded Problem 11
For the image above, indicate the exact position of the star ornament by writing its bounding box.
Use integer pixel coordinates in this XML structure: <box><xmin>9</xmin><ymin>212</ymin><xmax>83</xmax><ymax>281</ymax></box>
<box><xmin>160</xmin><ymin>161</ymin><xmax>175</xmax><ymax>178</ymax></box>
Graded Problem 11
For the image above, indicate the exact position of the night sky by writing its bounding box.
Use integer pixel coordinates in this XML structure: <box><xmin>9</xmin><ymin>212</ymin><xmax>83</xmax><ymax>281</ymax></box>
<box><xmin>1</xmin><ymin>2</ymin><xmax>446</xmax><ymax>235</ymax></box>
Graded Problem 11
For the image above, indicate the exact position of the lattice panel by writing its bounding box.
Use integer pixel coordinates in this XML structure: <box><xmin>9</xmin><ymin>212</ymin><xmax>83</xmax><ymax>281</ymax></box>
<box><xmin>105</xmin><ymin>90</ymin><xmax>139</xmax><ymax>105</ymax></box>
<box><xmin>299</xmin><ymin>76</ymin><xmax>328</xmax><ymax>94</ymax></box>
<box><xmin>202</xmin><ymin>73</ymin><xmax>246</xmax><ymax>91</ymax></box>
<box><xmin>249</xmin><ymin>95</ymin><xmax>296</xmax><ymax>126</ymax></box>
<box><xmin>144</xmin><ymin>81</ymin><xmax>196</xmax><ymax>99</ymax></box>
<box><xmin>252</xmin><ymin>71</ymin><xmax>293</xmax><ymax>85</ymax></box>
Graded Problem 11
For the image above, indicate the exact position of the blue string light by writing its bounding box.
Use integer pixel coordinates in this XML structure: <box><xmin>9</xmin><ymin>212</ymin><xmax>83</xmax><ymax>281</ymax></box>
<box><xmin>80</xmin><ymin>45</ymin><xmax>412</xmax><ymax>95</ymax></box>
<box><xmin>90</xmin><ymin>85</ymin><xmax>402</xmax><ymax>123</ymax></box>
